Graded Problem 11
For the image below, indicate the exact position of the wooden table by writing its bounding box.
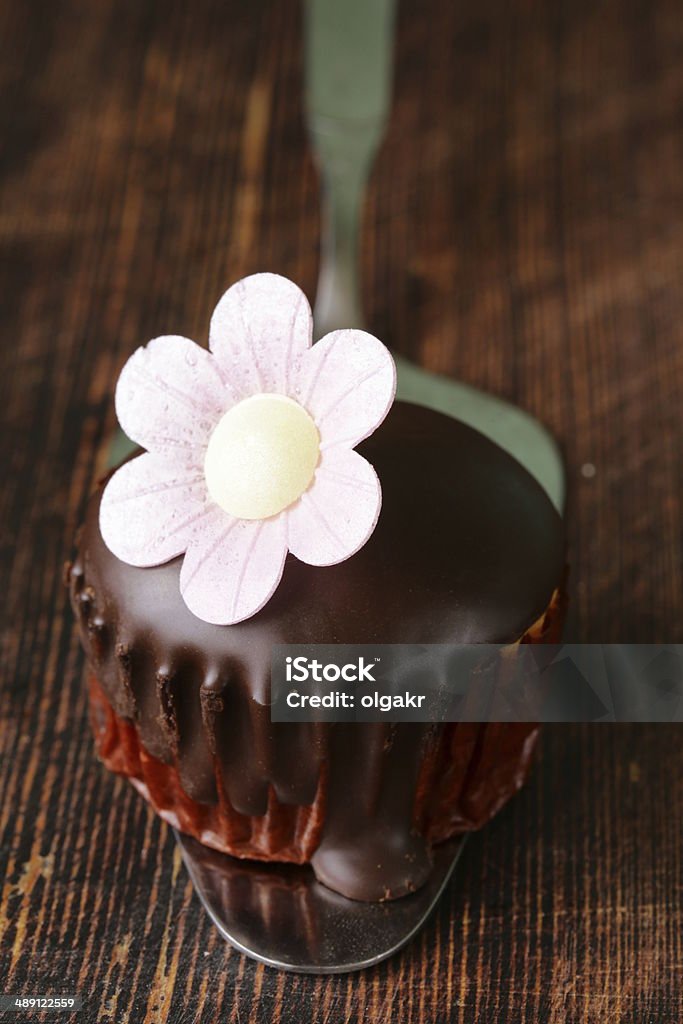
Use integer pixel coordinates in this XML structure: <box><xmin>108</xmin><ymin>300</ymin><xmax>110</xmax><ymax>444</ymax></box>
<box><xmin>2</xmin><ymin>0</ymin><xmax>682</xmax><ymax>1020</ymax></box>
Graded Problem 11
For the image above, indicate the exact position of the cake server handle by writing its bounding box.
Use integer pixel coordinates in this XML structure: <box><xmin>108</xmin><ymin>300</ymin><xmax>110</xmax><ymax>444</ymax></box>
<box><xmin>305</xmin><ymin>0</ymin><xmax>396</xmax><ymax>338</ymax></box>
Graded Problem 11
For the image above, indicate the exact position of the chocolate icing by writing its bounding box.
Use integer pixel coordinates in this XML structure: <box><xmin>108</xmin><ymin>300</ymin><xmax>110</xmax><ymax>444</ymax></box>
<box><xmin>69</xmin><ymin>402</ymin><xmax>564</xmax><ymax>900</ymax></box>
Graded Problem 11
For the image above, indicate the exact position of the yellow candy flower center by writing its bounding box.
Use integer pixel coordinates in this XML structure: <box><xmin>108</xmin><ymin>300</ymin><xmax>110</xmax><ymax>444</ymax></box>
<box><xmin>204</xmin><ymin>394</ymin><xmax>320</xmax><ymax>520</ymax></box>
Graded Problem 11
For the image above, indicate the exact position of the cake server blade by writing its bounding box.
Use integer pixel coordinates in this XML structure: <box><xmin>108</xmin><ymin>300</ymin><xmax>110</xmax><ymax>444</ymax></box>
<box><xmin>174</xmin><ymin>829</ymin><xmax>466</xmax><ymax>973</ymax></box>
<box><xmin>306</xmin><ymin>0</ymin><xmax>565</xmax><ymax>511</ymax></box>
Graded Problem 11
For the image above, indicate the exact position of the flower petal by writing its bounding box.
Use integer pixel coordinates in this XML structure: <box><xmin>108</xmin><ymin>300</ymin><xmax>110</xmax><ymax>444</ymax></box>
<box><xmin>180</xmin><ymin>509</ymin><xmax>288</xmax><ymax>624</ymax></box>
<box><xmin>209</xmin><ymin>273</ymin><xmax>313</xmax><ymax>397</ymax></box>
<box><xmin>115</xmin><ymin>335</ymin><xmax>229</xmax><ymax>457</ymax></box>
<box><xmin>295</xmin><ymin>329</ymin><xmax>396</xmax><ymax>450</ymax></box>
<box><xmin>286</xmin><ymin>448</ymin><xmax>381</xmax><ymax>566</ymax></box>
<box><xmin>100</xmin><ymin>453</ymin><xmax>210</xmax><ymax>567</ymax></box>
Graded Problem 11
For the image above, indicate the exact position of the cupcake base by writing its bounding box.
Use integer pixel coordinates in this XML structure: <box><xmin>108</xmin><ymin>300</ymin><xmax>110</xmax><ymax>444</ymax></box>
<box><xmin>86</xmin><ymin>587</ymin><xmax>563</xmax><ymax>901</ymax></box>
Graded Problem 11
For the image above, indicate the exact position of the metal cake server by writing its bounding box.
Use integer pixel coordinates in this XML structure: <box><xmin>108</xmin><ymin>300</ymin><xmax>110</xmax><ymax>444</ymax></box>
<box><xmin>104</xmin><ymin>0</ymin><xmax>568</xmax><ymax>974</ymax></box>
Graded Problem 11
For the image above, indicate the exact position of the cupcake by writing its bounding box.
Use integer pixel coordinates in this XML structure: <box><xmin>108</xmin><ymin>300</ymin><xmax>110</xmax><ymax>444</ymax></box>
<box><xmin>68</xmin><ymin>274</ymin><xmax>565</xmax><ymax>902</ymax></box>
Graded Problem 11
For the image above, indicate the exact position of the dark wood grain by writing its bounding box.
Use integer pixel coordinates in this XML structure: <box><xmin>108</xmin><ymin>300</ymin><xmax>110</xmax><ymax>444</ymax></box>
<box><xmin>1</xmin><ymin>0</ymin><xmax>682</xmax><ymax>1020</ymax></box>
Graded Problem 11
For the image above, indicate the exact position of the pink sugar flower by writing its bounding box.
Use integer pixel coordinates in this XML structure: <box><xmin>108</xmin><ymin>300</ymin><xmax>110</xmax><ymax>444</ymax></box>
<box><xmin>100</xmin><ymin>273</ymin><xmax>396</xmax><ymax>624</ymax></box>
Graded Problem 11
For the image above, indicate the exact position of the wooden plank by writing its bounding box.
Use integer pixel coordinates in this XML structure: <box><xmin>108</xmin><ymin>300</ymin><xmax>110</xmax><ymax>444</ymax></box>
<box><xmin>1</xmin><ymin>0</ymin><xmax>682</xmax><ymax>1020</ymax></box>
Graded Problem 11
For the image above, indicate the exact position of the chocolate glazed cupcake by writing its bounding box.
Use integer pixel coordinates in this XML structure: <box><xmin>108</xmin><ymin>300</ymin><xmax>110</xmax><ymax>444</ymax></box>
<box><xmin>68</xmin><ymin>275</ymin><xmax>565</xmax><ymax>902</ymax></box>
